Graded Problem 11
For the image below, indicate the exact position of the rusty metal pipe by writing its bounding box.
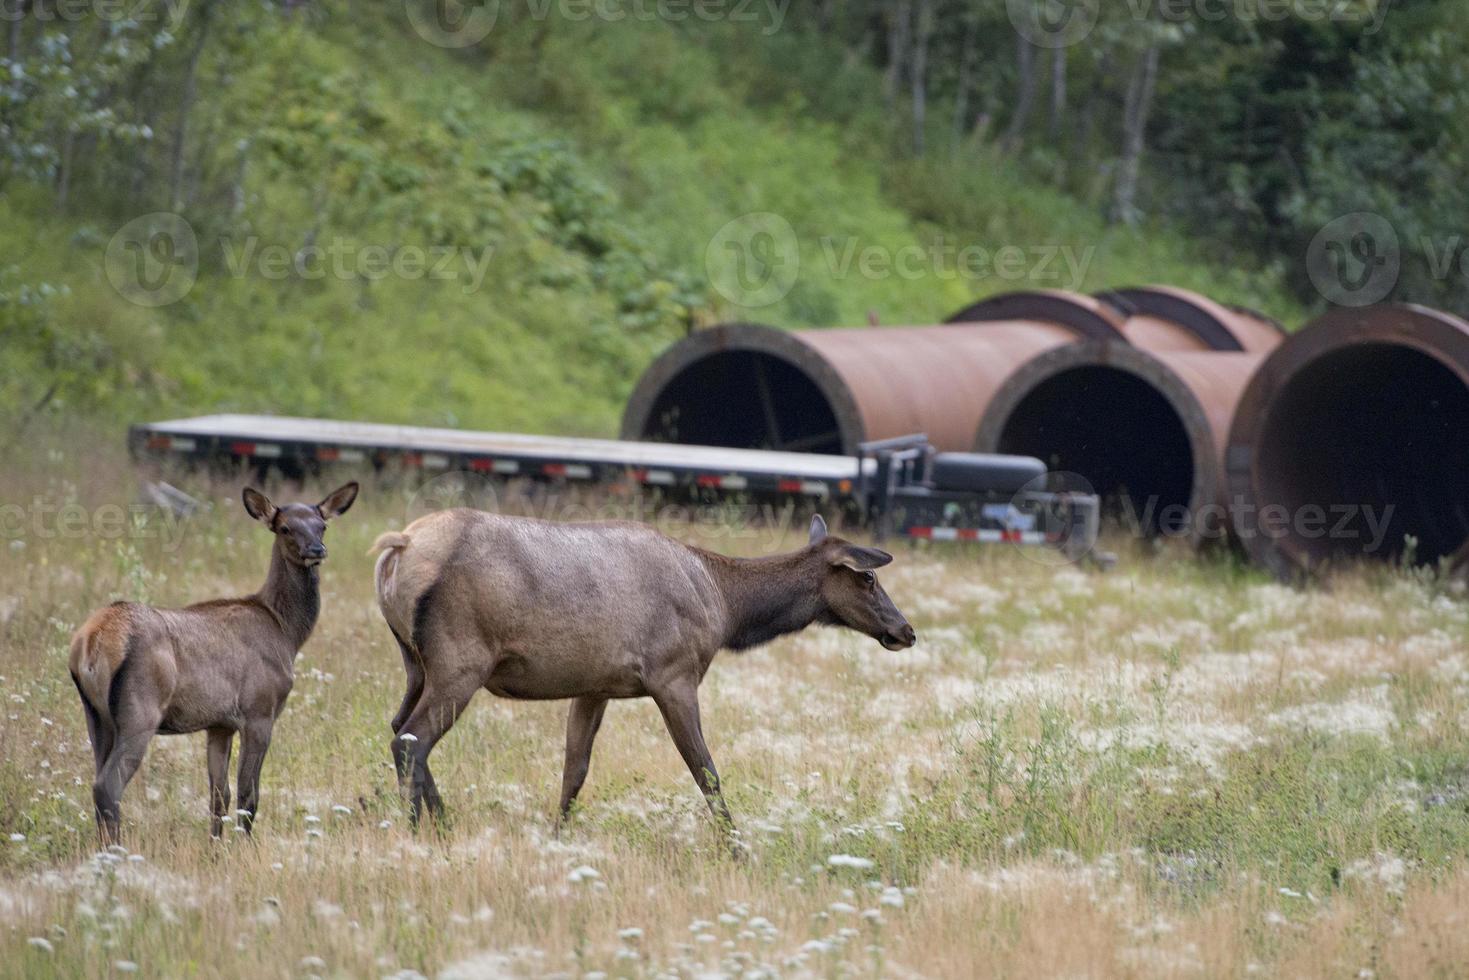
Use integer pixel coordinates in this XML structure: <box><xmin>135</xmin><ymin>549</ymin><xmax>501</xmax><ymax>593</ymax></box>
<box><xmin>1226</xmin><ymin>304</ymin><xmax>1469</xmax><ymax>577</ymax></box>
<box><xmin>624</xmin><ymin>290</ymin><xmax>1131</xmax><ymax>454</ymax></box>
<box><xmin>621</xmin><ymin>319</ymin><xmax>1082</xmax><ymax>454</ymax></box>
<box><xmin>972</xmin><ymin>343</ymin><xmax>1266</xmax><ymax>542</ymax></box>
<box><xmin>1097</xmin><ymin>285</ymin><xmax>1286</xmax><ymax>353</ymax></box>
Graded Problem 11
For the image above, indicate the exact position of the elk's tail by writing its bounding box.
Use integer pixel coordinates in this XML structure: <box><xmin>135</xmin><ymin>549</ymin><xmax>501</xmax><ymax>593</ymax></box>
<box><xmin>69</xmin><ymin>604</ymin><xmax>133</xmax><ymax>725</ymax></box>
<box><xmin>372</xmin><ymin>531</ymin><xmax>414</xmax><ymax>644</ymax></box>
<box><xmin>369</xmin><ymin>531</ymin><xmax>411</xmax><ymax>556</ymax></box>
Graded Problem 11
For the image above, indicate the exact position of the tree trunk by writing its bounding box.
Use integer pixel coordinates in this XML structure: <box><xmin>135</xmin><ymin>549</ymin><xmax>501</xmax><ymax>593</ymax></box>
<box><xmin>910</xmin><ymin>0</ymin><xmax>931</xmax><ymax>155</ymax></box>
<box><xmin>883</xmin><ymin>0</ymin><xmax>911</xmax><ymax>109</ymax></box>
<box><xmin>8</xmin><ymin>1</ymin><xmax>23</xmax><ymax>64</ymax></box>
<box><xmin>1003</xmin><ymin>35</ymin><xmax>1038</xmax><ymax>153</ymax></box>
<box><xmin>1111</xmin><ymin>43</ymin><xmax>1160</xmax><ymax>225</ymax></box>
<box><xmin>55</xmin><ymin>130</ymin><xmax>74</xmax><ymax>210</ymax></box>
<box><xmin>1077</xmin><ymin>49</ymin><xmax>1110</xmax><ymax>160</ymax></box>
<box><xmin>1048</xmin><ymin>45</ymin><xmax>1067</xmax><ymax>139</ymax></box>
<box><xmin>170</xmin><ymin>2</ymin><xmax>213</xmax><ymax>212</ymax></box>
<box><xmin>951</xmin><ymin>15</ymin><xmax>978</xmax><ymax>150</ymax></box>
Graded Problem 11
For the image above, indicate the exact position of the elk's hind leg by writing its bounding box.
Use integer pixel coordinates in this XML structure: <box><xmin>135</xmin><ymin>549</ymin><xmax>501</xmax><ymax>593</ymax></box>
<box><xmin>72</xmin><ymin>674</ymin><xmax>113</xmax><ymax>775</ymax></box>
<box><xmin>92</xmin><ymin>660</ymin><xmax>165</xmax><ymax>846</ymax></box>
<box><xmin>206</xmin><ymin>728</ymin><xmax>234</xmax><ymax>839</ymax></box>
<box><xmin>391</xmin><ymin>668</ymin><xmax>481</xmax><ymax>828</ymax></box>
<box><xmin>390</xmin><ymin>632</ymin><xmax>425</xmax><ymax>735</ymax></box>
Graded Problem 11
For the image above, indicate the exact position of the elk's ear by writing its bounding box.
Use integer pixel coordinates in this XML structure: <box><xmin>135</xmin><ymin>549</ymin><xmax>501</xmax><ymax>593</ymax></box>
<box><xmin>318</xmin><ymin>481</ymin><xmax>359</xmax><ymax>519</ymax></box>
<box><xmin>830</xmin><ymin>545</ymin><xmax>892</xmax><ymax>571</ymax></box>
<box><xmin>242</xmin><ymin>487</ymin><xmax>276</xmax><ymax>525</ymax></box>
<box><xmin>809</xmin><ymin>514</ymin><xmax>828</xmax><ymax>545</ymax></box>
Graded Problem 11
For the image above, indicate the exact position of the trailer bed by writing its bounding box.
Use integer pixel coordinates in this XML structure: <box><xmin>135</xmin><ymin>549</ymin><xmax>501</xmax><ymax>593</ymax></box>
<box><xmin>131</xmin><ymin>414</ymin><xmax>874</xmax><ymax>498</ymax></box>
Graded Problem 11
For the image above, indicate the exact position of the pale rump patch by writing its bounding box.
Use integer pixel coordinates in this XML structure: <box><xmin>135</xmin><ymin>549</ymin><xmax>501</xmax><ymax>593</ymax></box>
<box><xmin>69</xmin><ymin>605</ymin><xmax>132</xmax><ymax>709</ymax></box>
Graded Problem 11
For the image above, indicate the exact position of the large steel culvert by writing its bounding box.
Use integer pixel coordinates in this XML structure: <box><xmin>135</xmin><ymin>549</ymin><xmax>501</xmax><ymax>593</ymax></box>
<box><xmin>621</xmin><ymin>296</ymin><xmax>1124</xmax><ymax>454</ymax></box>
<box><xmin>1226</xmin><ymin>304</ymin><xmax>1469</xmax><ymax>577</ymax></box>
<box><xmin>970</xmin><ymin>287</ymin><xmax>1284</xmax><ymax>541</ymax></box>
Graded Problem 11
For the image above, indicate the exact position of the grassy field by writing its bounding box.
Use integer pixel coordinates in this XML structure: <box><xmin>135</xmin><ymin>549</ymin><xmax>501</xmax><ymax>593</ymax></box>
<box><xmin>2</xmin><ymin>434</ymin><xmax>1468</xmax><ymax>978</ymax></box>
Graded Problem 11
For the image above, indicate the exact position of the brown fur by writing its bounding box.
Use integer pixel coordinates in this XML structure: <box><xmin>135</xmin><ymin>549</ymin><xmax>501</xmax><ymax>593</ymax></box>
<box><xmin>373</xmin><ymin>511</ymin><xmax>915</xmax><ymax>842</ymax></box>
<box><xmin>70</xmin><ymin>482</ymin><xmax>357</xmax><ymax>844</ymax></box>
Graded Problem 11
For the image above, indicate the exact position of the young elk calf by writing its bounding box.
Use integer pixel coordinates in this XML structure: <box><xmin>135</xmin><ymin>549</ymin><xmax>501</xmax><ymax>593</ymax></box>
<box><xmin>372</xmin><ymin>512</ymin><xmax>915</xmax><ymax>837</ymax></box>
<box><xmin>70</xmin><ymin>482</ymin><xmax>358</xmax><ymax>843</ymax></box>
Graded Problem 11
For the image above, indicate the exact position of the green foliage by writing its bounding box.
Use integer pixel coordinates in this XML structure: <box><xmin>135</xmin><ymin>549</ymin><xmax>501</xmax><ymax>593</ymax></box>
<box><xmin>0</xmin><ymin>2</ymin><xmax>1299</xmax><ymax>436</ymax></box>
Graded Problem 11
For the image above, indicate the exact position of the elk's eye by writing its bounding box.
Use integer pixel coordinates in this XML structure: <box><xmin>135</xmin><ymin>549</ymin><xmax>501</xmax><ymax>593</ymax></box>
<box><xmin>862</xmin><ymin>571</ymin><xmax>876</xmax><ymax>587</ymax></box>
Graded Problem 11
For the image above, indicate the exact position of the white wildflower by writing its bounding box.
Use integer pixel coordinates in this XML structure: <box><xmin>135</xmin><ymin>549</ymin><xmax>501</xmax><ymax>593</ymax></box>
<box><xmin>827</xmin><ymin>854</ymin><xmax>875</xmax><ymax>870</ymax></box>
<box><xmin>567</xmin><ymin>865</ymin><xmax>600</xmax><ymax>884</ymax></box>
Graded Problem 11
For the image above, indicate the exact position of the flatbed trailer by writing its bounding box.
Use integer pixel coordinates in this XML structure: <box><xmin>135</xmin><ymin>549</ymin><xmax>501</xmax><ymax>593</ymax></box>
<box><xmin>128</xmin><ymin>415</ymin><xmax>1099</xmax><ymax>556</ymax></box>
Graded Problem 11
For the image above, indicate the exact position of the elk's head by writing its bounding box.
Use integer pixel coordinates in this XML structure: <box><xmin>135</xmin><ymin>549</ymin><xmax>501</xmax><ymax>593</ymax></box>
<box><xmin>808</xmin><ymin>515</ymin><xmax>916</xmax><ymax>651</ymax></box>
<box><xmin>243</xmin><ymin>482</ymin><xmax>359</xmax><ymax>567</ymax></box>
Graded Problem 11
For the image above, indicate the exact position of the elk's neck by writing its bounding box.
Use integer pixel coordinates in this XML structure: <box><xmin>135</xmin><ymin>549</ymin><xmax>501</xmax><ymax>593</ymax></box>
<box><xmin>706</xmin><ymin>551</ymin><xmax>826</xmax><ymax>652</ymax></box>
<box><xmin>257</xmin><ymin>540</ymin><xmax>321</xmax><ymax>651</ymax></box>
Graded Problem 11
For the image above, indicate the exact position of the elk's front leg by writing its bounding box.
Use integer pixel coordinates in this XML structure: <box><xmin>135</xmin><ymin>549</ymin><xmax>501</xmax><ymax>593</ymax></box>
<box><xmin>206</xmin><ymin>727</ymin><xmax>234</xmax><ymax>839</ymax></box>
<box><xmin>235</xmin><ymin>717</ymin><xmax>275</xmax><ymax>836</ymax></box>
<box><xmin>558</xmin><ymin>696</ymin><xmax>608</xmax><ymax>824</ymax></box>
<box><xmin>652</xmin><ymin>680</ymin><xmax>735</xmax><ymax>833</ymax></box>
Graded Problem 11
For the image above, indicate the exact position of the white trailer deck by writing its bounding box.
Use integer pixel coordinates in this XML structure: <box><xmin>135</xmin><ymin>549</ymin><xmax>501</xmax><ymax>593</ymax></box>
<box><xmin>131</xmin><ymin>414</ymin><xmax>875</xmax><ymax>497</ymax></box>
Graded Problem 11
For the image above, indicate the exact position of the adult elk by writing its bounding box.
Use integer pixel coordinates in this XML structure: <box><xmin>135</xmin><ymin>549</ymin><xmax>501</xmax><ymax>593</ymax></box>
<box><xmin>371</xmin><ymin>511</ymin><xmax>915</xmax><ymax>837</ymax></box>
<box><xmin>69</xmin><ymin>482</ymin><xmax>358</xmax><ymax>843</ymax></box>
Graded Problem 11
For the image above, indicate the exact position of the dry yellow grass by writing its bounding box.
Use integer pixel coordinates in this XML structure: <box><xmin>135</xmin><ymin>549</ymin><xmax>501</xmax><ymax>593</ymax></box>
<box><xmin>1</xmin><ymin>430</ymin><xmax>1467</xmax><ymax>978</ymax></box>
